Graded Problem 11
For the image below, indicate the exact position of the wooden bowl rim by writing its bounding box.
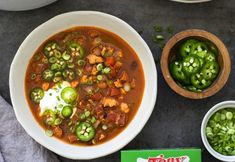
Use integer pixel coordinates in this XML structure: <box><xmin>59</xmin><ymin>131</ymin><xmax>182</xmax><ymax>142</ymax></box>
<box><xmin>160</xmin><ymin>29</ymin><xmax>231</xmax><ymax>99</ymax></box>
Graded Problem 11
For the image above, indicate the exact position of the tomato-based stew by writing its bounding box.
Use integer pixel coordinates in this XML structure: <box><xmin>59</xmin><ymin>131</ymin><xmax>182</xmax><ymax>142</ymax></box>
<box><xmin>25</xmin><ymin>27</ymin><xmax>144</xmax><ymax>145</ymax></box>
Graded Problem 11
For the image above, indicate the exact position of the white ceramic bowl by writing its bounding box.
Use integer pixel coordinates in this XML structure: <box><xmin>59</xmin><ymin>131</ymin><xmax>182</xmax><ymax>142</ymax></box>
<box><xmin>0</xmin><ymin>0</ymin><xmax>57</xmax><ymax>11</ymax></box>
<box><xmin>201</xmin><ymin>101</ymin><xmax>235</xmax><ymax>162</ymax></box>
<box><xmin>171</xmin><ymin>0</ymin><xmax>211</xmax><ymax>3</ymax></box>
<box><xmin>9</xmin><ymin>11</ymin><xmax>157</xmax><ymax>159</ymax></box>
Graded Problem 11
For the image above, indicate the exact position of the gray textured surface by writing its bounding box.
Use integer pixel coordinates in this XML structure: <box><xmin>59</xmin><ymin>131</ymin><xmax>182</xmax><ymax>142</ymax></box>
<box><xmin>0</xmin><ymin>0</ymin><xmax>235</xmax><ymax>161</ymax></box>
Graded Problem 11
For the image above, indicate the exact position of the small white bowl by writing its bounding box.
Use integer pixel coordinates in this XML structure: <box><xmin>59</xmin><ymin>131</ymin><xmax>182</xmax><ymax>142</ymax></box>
<box><xmin>201</xmin><ymin>101</ymin><xmax>235</xmax><ymax>162</ymax></box>
<box><xmin>170</xmin><ymin>0</ymin><xmax>211</xmax><ymax>3</ymax></box>
<box><xmin>0</xmin><ymin>0</ymin><xmax>57</xmax><ymax>11</ymax></box>
<box><xmin>9</xmin><ymin>11</ymin><xmax>157</xmax><ymax>159</ymax></box>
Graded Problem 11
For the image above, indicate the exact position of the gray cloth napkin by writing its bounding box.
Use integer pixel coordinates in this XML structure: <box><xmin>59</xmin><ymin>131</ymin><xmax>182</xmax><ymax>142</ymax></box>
<box><xmin>0</xmin><ymin>95</ymin><xmax>60</xmax><ymax>162</ymax></box>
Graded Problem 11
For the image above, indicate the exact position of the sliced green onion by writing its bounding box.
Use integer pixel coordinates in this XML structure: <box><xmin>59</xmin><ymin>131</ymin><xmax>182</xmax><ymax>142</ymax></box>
<box><xmin>42</xmin><ymin>58</ymin><xmax>48</xmax><ymax>64</ymax></box>
<box><xmin>54</xmin><ymin>118</ymin><xmax>62</xmax><ymax>125</ymax></box>
<box><xmin>153</xmin><ymin>25</ymin><xmax>162</xmax><ymax>32</ymax></box>
<box><xmin>55</xmin><ymin>71</ymin><xmax>62</xmax><ymax>77</ymax></box>
<box><xmin>91</xmin><ymin>117</ymin><xmax>96</xmax><ymax>124</ymax></box>
<box><xmin>34</xmin><ymin>53</ymin><xmax>41</xmax><ymax>61</ymax></box>
<box><xmin>156</xmin><ymin>35</ymin><xmax>164</xmax><ymax>40</ymax></box>
<box><xmin>84</xmin><ymin>111</ymin><xmax>90</xmax><ymax>117</ymax></box>
<box><xmin>45</xmin><ymin>129</ymin><xmax>53</xmax><ymax>137</ymax></box>
<box><xmin>80</xmin><ymin>114</ymin><xmax>86</xmax><ymax>120</ymax></box>
<box><xmin>49</xmin><ymin>57</ymin><xmax>57</xmax><ymax>64</ymax></box>
<box><xmin>67</xmin><ymin>63</ymin><xmax>75</xmax><ymax>69</ymax></box>
<box><xmin>226</xmin><ymin>112</ymin><xmax>233</xmax><ymax>120</ymax></box>
<box><xmin>62</xmin><ymin>51</ymin><xmax>71</xmax><ymax>61</ymax></box>
<box><xmin>96</xmin><ymin>63</ymin><xmax>103</xmax><ymax>71</ymax></box>
<box><xmin>97</xmin><ymin>75</ymin><xmax>103</xmax><ymax>81</ymax></box>
<box><xmin>102</xmin><ymin>67</ymin><xmax>111</xmax><ymax>74</ymax></box>
<box><xmin>77</xmin><ymin>60</ymin><xmax>85</xmax><ymax>66</ymax></box>
<box><xmin>55</xmin><ymin>51</ymin><xmax>61</xmax><ymax>58</ymax></box>
<box><xmin>206</xmin><ymin>108</ymin><xmax>235</xmax><ymax>155</ymax></box>
<box><xmin>31</xmin><ymin>73</ymin><xmax>36</xmax><ymax>80</ymax></box>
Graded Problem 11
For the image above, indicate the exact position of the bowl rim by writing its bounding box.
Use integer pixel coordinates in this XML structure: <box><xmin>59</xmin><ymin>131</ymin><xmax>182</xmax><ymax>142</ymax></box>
<box><xmin>9</xmin><ymin>11</ymin><xmax>157</xmax><ymax>159</ymax></box>
<box><xmin>160</xmin><ymin>29</ymin><xmax>231</xmax><ymax>99</ymax></box>
<box><xmin>201</xmin><ymin>101</ymin><xmax>235</xmax><ymax>162</ymax></box>
<box><xmin>170</xmin><ymin>0</ymin><xmax>212</xmax><ymax>3</ymax></box>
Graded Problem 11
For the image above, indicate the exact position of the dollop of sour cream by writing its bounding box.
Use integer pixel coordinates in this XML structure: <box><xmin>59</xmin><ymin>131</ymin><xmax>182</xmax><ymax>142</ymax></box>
<box><xmin>39</xmin><ymin>81</ymin><xmax>71</xmax><ymax>116</ymax></box>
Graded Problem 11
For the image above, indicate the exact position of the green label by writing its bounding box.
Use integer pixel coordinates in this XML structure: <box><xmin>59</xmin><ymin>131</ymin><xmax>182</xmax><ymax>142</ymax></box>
<box><xmin>121</xmin><ymin>149</ymin><xmax>201</xmax><ymax>162</ymax></box>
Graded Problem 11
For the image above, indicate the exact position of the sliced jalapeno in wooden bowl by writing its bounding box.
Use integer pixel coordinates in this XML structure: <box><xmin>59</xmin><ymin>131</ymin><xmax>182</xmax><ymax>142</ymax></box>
<box><xmin>161</xmin><ymin>29</ymin><xmax>231</xmax><ymax>99</ymax></box>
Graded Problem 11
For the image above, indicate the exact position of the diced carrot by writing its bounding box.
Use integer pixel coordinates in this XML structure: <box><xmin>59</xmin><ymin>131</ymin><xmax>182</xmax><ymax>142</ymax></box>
<box><xmin>110</xmin><ymin>88</ymin><xmax>120</xmax><ymax>96</ymax></box>
<box><xmin>92</xmin><ymin>92</ymin><xmax>103</xmax><ymax>101</ymax></box>
<box><xmin>42</xmin><ymin>82</ymin><xmax>49</xmax><ymax>91</ymax></box>
<box><xmin>109</xmin><ymin>68</ymin><xmax>117</xmax><ymax>78</ymax></box>
<box><xmin>97</xmin><ymin>82</ymin><xmax>107</xmax><ymax>89</ymax></box>
<box><xmin>88</xmin><ymin>30</ymin><xmax>100</xmax><ymax>38</ymax></box>
<box><xmin>80</xmin><ymin>75</ymin><xmax>88</xmax><ymax>84</ymax></box>
<box><xmin>114</xmin><ymin>61</ymin><xmax>122</xmax><ymax>69</ymax></box>
<box><xmin>53</xmin><ymin>126</ymin><xmax>62</xmax><ymax>137</ymax></box>
<box><xmin>99</xmin><ymin>134</ymin><xmax>106</xmax><ymax>141</ymax></box>
<box><xmin>116</xmin><ymin>51</ymin><xmax>123</xmax><ymax>58</ymax></box>
<box><xmin>68</xmin><ymin>134</ymin><xmax>77</xmax><ymax>143</ymax></box>
<box><xmin>114</xmin><ymin>79</ymin><xmax>123</xmax><ymax>88</ymax></box>
<box><xmin>120</xmin><ymin>88</ymin><xmax>126</xmax><ymax>95</ymax></box>
<box><xmin>91</xmin><ymin>66</ymin><xmax>98</xmax><ymax>75</ymax></box>
<box><xmin>119</xmin><ymin>71</ymin><xmax>129</xmax><ymax>82</ymax></box>
<box><xmin>105</xmin><ymin>57</ymin><xmax>115</xmax><ymax>66</ymax></box>
<box><xmin>71</xmin><ymin>81</ymin><xmax>79</xmax><ymax>88</ymax></box>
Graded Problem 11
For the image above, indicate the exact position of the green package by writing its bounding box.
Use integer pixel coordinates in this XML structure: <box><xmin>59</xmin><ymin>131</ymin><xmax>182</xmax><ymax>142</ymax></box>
<box><xmin>121</xmin><ymin>148</ymin><xmax>201</xmax><ymax>162</ymax></box>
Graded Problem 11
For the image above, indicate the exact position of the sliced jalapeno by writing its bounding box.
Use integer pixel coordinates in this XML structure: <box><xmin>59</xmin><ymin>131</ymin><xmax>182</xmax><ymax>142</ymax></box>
<box><xmin>186</xmin><ymin>86</ymin><xmax>202</xmax><ymax>92</ymax></box>
<box><xmin>198</xmin><ymin>57</ymin><xmax>205</xmax><ymax>67</ymax></box>
<box><xmin>30</xmin><ymin>87</ymin><xmax>44</xmax><ymax>103</ymax></box>
<box><xmin>42</xmin><ymin>69</ymin><xmax>54</xmax><ymax>81</ymax></box>
<box><xmin>201</xmin><ymin>62</ymin><xmax>219</xmax><ymax>80</ymax></box>
<box><xmin>191</xmin><ymin>42</ymin><xmax>208</xmax><ymax>58</ymax></box>
<box><xmin>61</xmin><ymin>87</ymin><xmax>78</xmax><ymax>104</ymax></box>
<box><xmin>205</xmin><ymin>41</ymin><xmax>218</xmax><ymax>55</ymax></box>
<box><xmin>180</xmin><ymin>39</ymin><xmax>198</xmax><ymax>58</ymax></box>
<box><xmin>170</xmin><ymin>61</ymin><xmax>186</xmax><ymax>81</ymax></box>
<box><xmin>191</xmin><ymin>73</ymin><xmax>212</xmax><ymax>89</ymax></box>
<box><xmin>43</xmin><ymin>110</ymin><xmax>56</xmax><ymax>125</ymax></box>
<box><xmin>69</xmin><ymin>42</ymin><xmax>85</xmax><ymax>59</ymax></box>
<box><xmin>44</xmin><ymin>41</ymin><xmax>61</xmax><ymax>58</ymax></box>
<box><xmin>205</xmin><ymin>52</ymin><xmax>216</xmax><ymax>62</ymax></box>
<box><xmin>75</xmin><ymin>122</ymin><xmax>95</xmax><ymax>142</ymax></box>
<box><xmin>55</xmin><ymin>71</ymin><xmax>62</xmax><ymax>77</ymax></box>
<box><xmin>62</xmin><ymin>106</ymin><xmax>73</xmax><ymax>118</ymax></box>
<box><xmin>49</xmin><ymin>57</ymin><xmax>57</xmax><ymax>64</ymax></box>
<box><xmin>62</xmin><ymin>69</ymin><xmax>75</xmax><ymax>81</ymax></box>
<box><xmin>182</xmin><ymin>56</ymin><xmax>200</xmax><ymax>75</ymax></box>
<box><xmin>67</xmin><ymin>63</ymin><xmax>75</xmax><ymax>69</ymax></box>
<box><xmin>50</xmin><ymin>59</ymin><xmax>66</xmax><ymax>71</ymax></box>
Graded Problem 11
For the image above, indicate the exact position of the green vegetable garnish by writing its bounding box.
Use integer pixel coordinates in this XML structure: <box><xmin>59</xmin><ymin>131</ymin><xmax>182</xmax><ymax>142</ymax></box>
<box><xmin>206</xmin><ymin>108</ymin><xmax>235</xmax><ymax>155</ymax></box>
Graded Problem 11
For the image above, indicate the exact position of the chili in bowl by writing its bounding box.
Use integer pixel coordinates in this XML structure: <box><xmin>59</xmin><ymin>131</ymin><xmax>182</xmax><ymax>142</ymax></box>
<box><xmin>10</xmin><ymin>11</ymin><xmax>157</xmax><ymax>159</ymax></box>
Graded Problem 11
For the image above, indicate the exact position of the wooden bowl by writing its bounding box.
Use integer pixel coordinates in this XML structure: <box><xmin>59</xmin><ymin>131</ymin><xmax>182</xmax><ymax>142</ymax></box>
<box><xmin>161</xmin><ymin>29</ymin><xmax>231</xmax><ymax>99</ymax></box>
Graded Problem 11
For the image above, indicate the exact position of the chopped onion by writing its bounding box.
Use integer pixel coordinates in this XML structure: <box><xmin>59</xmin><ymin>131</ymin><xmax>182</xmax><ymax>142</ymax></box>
<box><xmin>123</xmin><ymin>83</ymin><xmax>131</xmax><ymax>92</ymax></box>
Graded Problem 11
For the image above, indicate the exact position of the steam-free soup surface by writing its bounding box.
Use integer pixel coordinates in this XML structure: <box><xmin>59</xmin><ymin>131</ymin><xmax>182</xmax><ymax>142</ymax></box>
<box><xmin>25</xmin><ymin>27</ymin><xmax>144</xmax><ymax>145</ymax></box>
